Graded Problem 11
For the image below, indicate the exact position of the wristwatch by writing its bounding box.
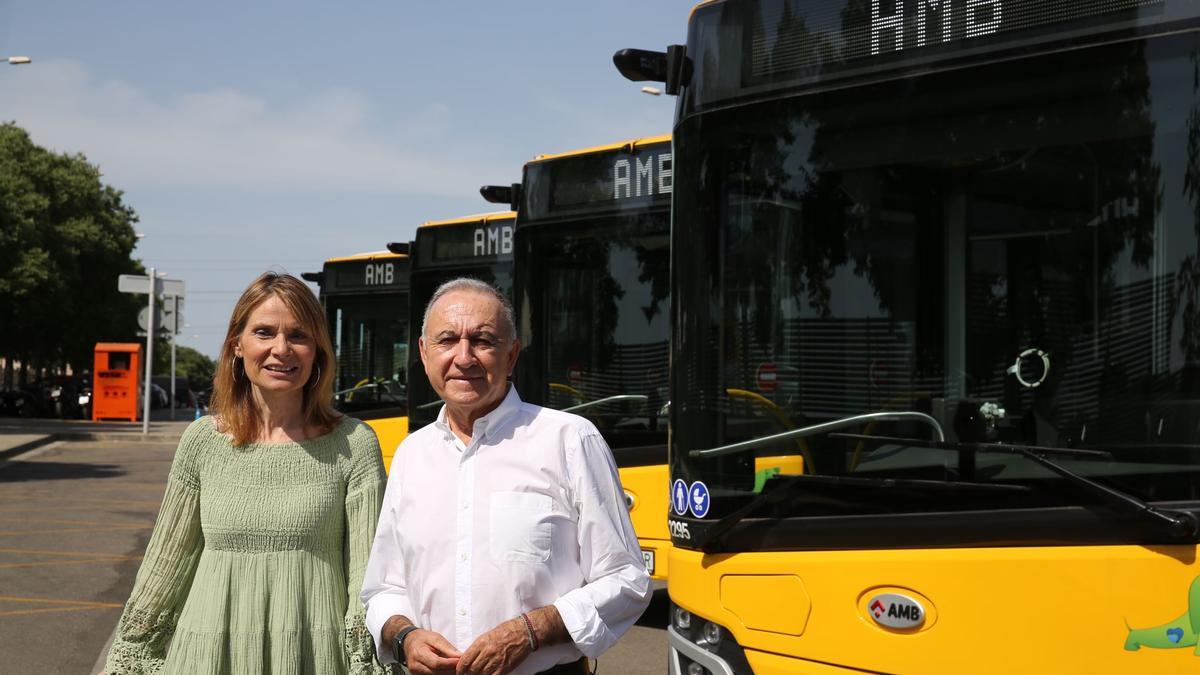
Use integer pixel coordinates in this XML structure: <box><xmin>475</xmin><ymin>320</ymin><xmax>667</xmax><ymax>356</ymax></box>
<box><xmin>393</xmin><ymin>625</ymin><xmax>420</xmax><ymax>667</ymax></box>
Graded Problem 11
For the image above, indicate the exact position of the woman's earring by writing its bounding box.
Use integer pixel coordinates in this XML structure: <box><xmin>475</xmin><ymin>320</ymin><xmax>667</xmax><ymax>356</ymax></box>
<box><xmin>231</xmin><ymin>356</ymin><xmax>242</xmax><ymax>381</ymax></box>
<box><xmin>309</xmin><ymin>364</ymin><xmax>321</xmax><ymax>388</ymax></box>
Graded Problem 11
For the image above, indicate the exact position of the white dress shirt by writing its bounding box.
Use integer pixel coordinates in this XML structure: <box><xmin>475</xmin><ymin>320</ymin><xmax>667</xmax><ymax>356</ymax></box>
<box><xmin>361</xmin><ymin>386</ymin><xmax>652</xmax><ymax>673</ymax></box>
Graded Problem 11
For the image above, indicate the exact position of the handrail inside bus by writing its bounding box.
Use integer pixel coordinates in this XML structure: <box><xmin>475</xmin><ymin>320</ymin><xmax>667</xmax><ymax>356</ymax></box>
<box><xmin>689</xmin><ymin>411</ymin><xmax>946</xmax><ymax>459</ymax></box>
<box><xmin>562</xmin><ymin>394</ymin><xmax>649</xmax><ymax>414</ymax></box>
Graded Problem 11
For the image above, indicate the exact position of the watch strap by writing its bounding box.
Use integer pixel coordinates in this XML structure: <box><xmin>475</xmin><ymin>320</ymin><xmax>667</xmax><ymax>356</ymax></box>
<box><xmin>393</xmin><ymin>625</ymin><xmax>420</xmax><ymax>666</ymax></box>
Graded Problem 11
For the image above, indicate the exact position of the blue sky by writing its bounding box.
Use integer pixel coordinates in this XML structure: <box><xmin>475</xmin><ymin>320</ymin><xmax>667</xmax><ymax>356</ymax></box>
<box><xmin>0</xmin><ymin>1</ymin><xmax>695</xmax><ymax>357</ymax></box>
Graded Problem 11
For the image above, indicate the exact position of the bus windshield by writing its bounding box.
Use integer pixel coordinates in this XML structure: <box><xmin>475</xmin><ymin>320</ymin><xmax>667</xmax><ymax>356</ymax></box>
<box><xmin>329</xmin><ymin>296</ymin><xmax>409</xmax><ymax>417</ymax></box>
<box><xmin>515</xmin><ymin>214</ymin><xmax>670</xmax><ymax>458</ymax></box>
<box><xmin>672</xmin><ymin>23</ymin><xmax>1200</xmax><ymax>531</ymax></box>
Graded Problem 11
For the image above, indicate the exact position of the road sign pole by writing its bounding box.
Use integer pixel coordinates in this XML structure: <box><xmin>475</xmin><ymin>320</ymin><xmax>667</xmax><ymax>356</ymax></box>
<box><xmin>170</xmin><ymin>295</ymin><xmax>177</xmax><ymax>421</ymax></box>
<box><xmin>143</xmin><ymin>267</ymin><xmax>155</xmax><ymax>434</ymax></box>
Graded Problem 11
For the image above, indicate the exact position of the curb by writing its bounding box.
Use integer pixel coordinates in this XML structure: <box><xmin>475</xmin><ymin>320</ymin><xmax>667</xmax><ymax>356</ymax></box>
<box><xmin>91</xmin><ymin>622</ymin><xmax>118</xmax><ymax>675</ymax></box>
<box><xmin>56</xmin><ymin>432</ymin><xmax>183</xmax><ymax>444</ymax></box>
<box><xmin>0</xmin><ymin>434</ymin><xmax>60</xmax><ymax>462</ymax></box>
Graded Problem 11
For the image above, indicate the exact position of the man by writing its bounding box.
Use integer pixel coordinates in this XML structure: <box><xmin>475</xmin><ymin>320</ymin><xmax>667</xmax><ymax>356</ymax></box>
<box><xmin>362</xmin><ymin>278</ymin><xmax>651</xmax><ymax>675</ymax></box>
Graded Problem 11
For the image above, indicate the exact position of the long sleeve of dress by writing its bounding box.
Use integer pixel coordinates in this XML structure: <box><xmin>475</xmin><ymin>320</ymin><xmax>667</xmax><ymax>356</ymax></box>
<box><xmin>104</xmin><ymin>423</ymin><xmax>206</xmax><ymax>675</ymax></box>
<box><xmin>343</xmin><ymin>426</ymin><xmax>389</xmax><ymax>674</ymax></box>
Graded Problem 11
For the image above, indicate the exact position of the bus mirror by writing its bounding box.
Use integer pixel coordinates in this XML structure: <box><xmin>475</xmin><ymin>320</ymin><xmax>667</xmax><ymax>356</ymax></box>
<box><xmin>480</xmin><ymin>183</ymin><xmax>522</xmax><ymax>212</ymax></box>
<box><xmin>614</xmin><ymin>46</ymin><xmax>689</xmax><ymax>96</ymax></box>
<box><xmin>664</xmin><ymin>44</ymin><xmax>691</xmax><ymax>97</ymax></box>
<box><xmin>385</xmin><ymin>242</ymin><xmax>410</xmax><ymax>255</ymax></box>
<box><xmin>613</xmin><ymin>48</ymin><xmax>669</xmax><ymax>83</ymax></box>
<box><xmin>300</xmin><ymin>271</ymin><xmax>324</xmax><ymax>284</ymax></box>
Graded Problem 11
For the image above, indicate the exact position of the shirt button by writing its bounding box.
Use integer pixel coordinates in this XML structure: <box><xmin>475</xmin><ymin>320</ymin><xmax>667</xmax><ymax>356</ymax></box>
<box><xmin>460</xmin><ymin>553</ymin><xmax>468</xmax><ymax>561</ymax></box>
<box><xmin>459</xmin><ymin>609</ymin><xmax>467</xmax><ymax>616</ymax></box>
<box><xmin>461</xmin><ymin>502</ymin><xmax>469</xmax><ymax>510</ymax></box>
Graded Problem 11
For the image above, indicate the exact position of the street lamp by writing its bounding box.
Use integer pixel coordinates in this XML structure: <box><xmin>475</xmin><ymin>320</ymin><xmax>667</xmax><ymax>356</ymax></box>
<box><xmin>6</xmin><ymin>56</ymin><xmax>31</xmax><ymax>66</ymax></box>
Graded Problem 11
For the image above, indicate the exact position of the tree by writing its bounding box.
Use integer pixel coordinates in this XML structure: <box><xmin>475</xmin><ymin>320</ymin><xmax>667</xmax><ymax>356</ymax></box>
<box><xmin>154</xmin><ymin>343</ymin><xmax>217</xmax><ymax>393</ymax></box>
<box><xmin>0</xmin><ymin>123</ymin><xmax>144</xmax><ymax>380</ymax></box>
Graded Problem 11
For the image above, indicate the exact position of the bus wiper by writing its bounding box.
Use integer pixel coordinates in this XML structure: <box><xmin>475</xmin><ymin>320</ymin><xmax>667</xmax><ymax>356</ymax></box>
<box><xmin>831</xmin><ymin>433</ymin><xmax>1112</xmax><ymax>459</ymax></box>
<box><xmin>562</xmin><ymin>394</ymin><xmax>648</xmax><ymax>414</ymax></box>
<box><xmin>695</xmin><ymin>473</ymin><xmax>1030</xmax><ymax>553</ymax></box>
<box><xmin>688</xmin><ymin>411</ymin><xmax>946</xmax><ymax>469</ymax></box>
<box><xmin>838</xmin><ymin>433</ymin><xmax>1199</xmax><ymax>542</ymax></box>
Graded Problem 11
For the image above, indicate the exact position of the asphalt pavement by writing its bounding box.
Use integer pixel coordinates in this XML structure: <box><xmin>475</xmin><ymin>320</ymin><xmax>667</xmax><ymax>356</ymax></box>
<box><xmin>0</xmin><ymin>423</ymin><xmax>669</xmax><ymax>674</ymax></box>
<box><xmin>0</xmin><ymin>437</ymin><xmax>176</xmax><ymax>675</ymax></box>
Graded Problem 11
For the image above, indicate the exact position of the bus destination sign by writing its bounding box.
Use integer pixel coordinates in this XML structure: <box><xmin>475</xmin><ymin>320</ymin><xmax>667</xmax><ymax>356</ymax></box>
<box><xmin>324</xmin><ymin>256</ymin><xmax>409</xmax><ymax>295</ymax></box>
<box><xmin>739</xmin><ymin>0</ymin><xmax>1169</xmax><ymax>93</ymax></box>
<box><xmin>528</xmin><ymin>142</ymin><xmax>672</xmax><ymax>219</ymax></box>
<box><xmin>424</xmin><ymin>218</ymin><xmax>516</xmax><ymax>264</ymax></box>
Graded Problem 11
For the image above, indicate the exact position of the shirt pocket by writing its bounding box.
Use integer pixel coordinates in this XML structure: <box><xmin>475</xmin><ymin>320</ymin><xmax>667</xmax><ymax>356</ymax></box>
<box><xmin>489</xmin><ymin>491</ymin><xmax>553</xmax><ymax>563</ymax></box>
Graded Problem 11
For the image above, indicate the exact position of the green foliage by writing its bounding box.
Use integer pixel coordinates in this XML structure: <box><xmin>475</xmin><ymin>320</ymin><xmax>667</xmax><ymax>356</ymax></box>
<box><xmin>154</xmin><ymin>343</ymin><xmax>217</xmax><ymax>392</ymax></box>
<box><xmin>0</xmin><ymin>122</ymin><xmax>145</xmax><ymax>371</ymax></box>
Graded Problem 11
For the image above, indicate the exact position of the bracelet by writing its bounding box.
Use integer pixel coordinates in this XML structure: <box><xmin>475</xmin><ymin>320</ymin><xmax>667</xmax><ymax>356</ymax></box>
<box><xmin>520</xmin><ymin>612</ymin><xmax>539</xmax><ymax>651</ymax></box>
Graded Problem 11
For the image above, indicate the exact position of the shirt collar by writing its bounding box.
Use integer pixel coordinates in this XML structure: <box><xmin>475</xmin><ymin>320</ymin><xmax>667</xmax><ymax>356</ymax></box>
<box><xmin>433</xmin><ymin>384</ymin><xmax>522</xmax><ymax>444</ymax></box>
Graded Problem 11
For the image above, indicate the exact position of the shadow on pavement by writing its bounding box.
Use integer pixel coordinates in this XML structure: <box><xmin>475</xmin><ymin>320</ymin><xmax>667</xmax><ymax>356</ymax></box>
<box><xmin>0</xmin><ymin>461</ymin><xmax>126</xmax><ymax>482</ymax></box>
<box><xmin>636</xmin><ymin>588</ymin><xmax>670</xmax><ymax>629</ymax></box>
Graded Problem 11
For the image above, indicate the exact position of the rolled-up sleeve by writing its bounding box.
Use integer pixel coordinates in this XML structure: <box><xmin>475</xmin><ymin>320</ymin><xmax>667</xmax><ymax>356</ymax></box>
<box><xmin>360</xmin><ymin>465</ymin><xmax>415</xmax><ymax>666</ymax></box>
<box><xmin>552</xmin><ymin>432</ymin><xmax>652</xmax><ymax>658</ymax></box>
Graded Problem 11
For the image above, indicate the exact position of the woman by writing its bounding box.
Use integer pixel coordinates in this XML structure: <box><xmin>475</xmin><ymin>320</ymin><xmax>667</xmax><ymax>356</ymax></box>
<box><xmin>104</xmin><ymin>272</ymin><xmax>388</xmax><ymax>675</ymax></box>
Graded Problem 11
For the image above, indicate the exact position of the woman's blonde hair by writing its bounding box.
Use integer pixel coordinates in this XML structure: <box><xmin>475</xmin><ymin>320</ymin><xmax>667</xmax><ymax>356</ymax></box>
<box><xmin>210</xmin><ymin>272</ymin><xmax>339</xmax><ymax>445</ymax></box>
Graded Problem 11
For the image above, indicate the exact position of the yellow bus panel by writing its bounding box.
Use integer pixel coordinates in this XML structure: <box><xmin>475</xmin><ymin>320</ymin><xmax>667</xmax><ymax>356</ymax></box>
<box><xmin>669</xmin><ymin>545</ymin><xmax>1200</xmax><ymax>674</ymax></box>
<box><xmin>621</xmin><ymin>464</ymin><xmax>671</xmax><ymax>581</ymax></box>
<box><xmin>364</xmin><ymin>415</ymin><xmax>408</xmax><ymax>474</ymax></box>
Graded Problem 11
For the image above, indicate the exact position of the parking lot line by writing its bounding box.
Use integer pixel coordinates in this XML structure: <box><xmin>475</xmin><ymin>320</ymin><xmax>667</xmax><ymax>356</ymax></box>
<box><xmin>0</xmin><ymin>594</ymin><xmax>125</xmax><ymax>618</ymax></box>
<box><xmin>2</xmin><ymin>518</ymin><xmax>151</xmax><ymax>527</ymax></box>
<box><xmin>0</xmin><ymin>555</ymin><xmax>142</xmax><ymax>570</ymax></box>
<box><xmin>0</xmin><ymin>547</ymin><xmax>139</xmax><ymax>557</ymax></box>
<box><xmin>0</xmin><ymin>595</ymin><xmax>126</xmax><ymax>607</ymax></box>
<box><xmin>0</xmin><ymin>524</ymin><xmax>149</xmax><ymax>537</ymax></box>
<box><xmin>0</xmin><ymin>605</ymin><xmax>121</xmax><ymax>618</ymax></box>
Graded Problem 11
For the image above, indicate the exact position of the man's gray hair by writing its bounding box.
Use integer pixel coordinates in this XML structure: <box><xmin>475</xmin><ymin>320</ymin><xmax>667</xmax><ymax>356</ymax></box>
<box><xmin>421</xmin><ymin>277</ymin><xmax>516</xmax><ymax>340</ymax></box>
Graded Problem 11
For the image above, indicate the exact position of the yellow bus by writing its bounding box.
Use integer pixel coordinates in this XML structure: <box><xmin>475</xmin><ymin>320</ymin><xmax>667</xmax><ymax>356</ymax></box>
<box><xmin>499</xmin><ymin>136</ymin><xmax>674</xmax><ymax>580</ymax></box>
<box><xmin>305</xmin><ymin>249</ymin><xmax>411</xmax><ymax>469</ymax></box>
<box><xmin>619</xmin><ymin>1</ymin><xmax>1200</xmax><ymax>672</ymax></box>
<box><xmin>406</xmin><ymin>212</ymin><xmax>516</xmax><ymax>433</ymax></box>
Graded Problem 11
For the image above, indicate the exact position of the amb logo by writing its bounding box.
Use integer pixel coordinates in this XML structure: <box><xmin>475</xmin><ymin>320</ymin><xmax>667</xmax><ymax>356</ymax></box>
<box><xmin>867</xmin><ymin>593</ymin><xmax>925</xmax><ymax>629</ymax></box>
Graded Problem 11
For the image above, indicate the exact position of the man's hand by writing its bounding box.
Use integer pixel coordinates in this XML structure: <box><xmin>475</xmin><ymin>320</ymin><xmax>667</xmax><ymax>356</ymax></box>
<box><xmin>381</xmin><ymin>615</ymin><xmax>461</xmax><ymax>675</ymax></box>
<box><xmin>455</xmin><ymin>617</ymin><xmax>532</xmax><ymax>675</ymax></box>
<box><xmin>405</xmin><ymin>629</ymin><xmax>464</xmax><ymax>675</ymax></box>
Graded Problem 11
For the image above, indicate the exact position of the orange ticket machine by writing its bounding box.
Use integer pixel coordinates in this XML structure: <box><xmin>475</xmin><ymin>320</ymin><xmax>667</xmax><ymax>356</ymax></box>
<box><xmin>93</xmin><ymin>343</ymin><xmax>142</xmax><ymax>422</ymax></box>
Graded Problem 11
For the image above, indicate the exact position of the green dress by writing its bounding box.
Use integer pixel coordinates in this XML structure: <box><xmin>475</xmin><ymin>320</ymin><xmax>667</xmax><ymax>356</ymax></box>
<box><xmin>104</xmin><ymin>416</ymin><xmax>389</xmax><ymax>675</ymax></box>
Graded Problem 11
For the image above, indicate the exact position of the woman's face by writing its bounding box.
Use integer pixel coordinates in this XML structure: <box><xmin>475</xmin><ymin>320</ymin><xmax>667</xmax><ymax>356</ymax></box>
<box><xmin>233</xmin><ymin>295</ymin><xmax>317</xmax><ymax>400</ymax></box>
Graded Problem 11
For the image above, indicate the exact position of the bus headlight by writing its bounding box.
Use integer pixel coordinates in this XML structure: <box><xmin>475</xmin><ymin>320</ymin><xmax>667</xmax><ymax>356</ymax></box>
<box><xmin>669</xmin><ymin>602</ymin><xmax>753</xmax><ymax>674</ymax></box>
<box><xmin>702</xmin><ymin>622</ymin><xmax>722</xmax><ymax>649</ymax></box>
<box><xmin>673</xmin><ymin>606</ymin><xmax>692</xmax><ymax>631</ymax></box>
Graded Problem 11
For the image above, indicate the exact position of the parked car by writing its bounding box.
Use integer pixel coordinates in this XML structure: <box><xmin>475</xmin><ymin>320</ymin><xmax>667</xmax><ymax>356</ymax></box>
<box><xmin>148</xmin><ymin>382</ymin><xmax>169</xmax><ymax>410</ymax></box>
<box><xmin>13</xmin><ymin>375</ymin><xmax>91</xmax><ymax>419</ymax></box>
<box><xmin>0</xmin><ymin>390</ymin><xmax>30</xmax><ymax>417</ymax></box>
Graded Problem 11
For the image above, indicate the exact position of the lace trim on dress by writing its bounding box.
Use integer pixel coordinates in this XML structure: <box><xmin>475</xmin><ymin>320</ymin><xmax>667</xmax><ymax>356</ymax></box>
<box><xmin>345</xmin><ymin>612</ymin><xmax>391</xmax><ymax>674</ymax></box>
<box><xmin>105</xmin><ymin>606</ymin><xmax>178</xmax><ymax>674</ymax></box>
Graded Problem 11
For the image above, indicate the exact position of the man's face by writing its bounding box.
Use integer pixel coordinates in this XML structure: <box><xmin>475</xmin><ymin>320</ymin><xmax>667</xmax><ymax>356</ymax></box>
<box><xmin>419</xmin><ymin>289</ymin><xmax>519</xmax><ymax>420</ymax></box>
